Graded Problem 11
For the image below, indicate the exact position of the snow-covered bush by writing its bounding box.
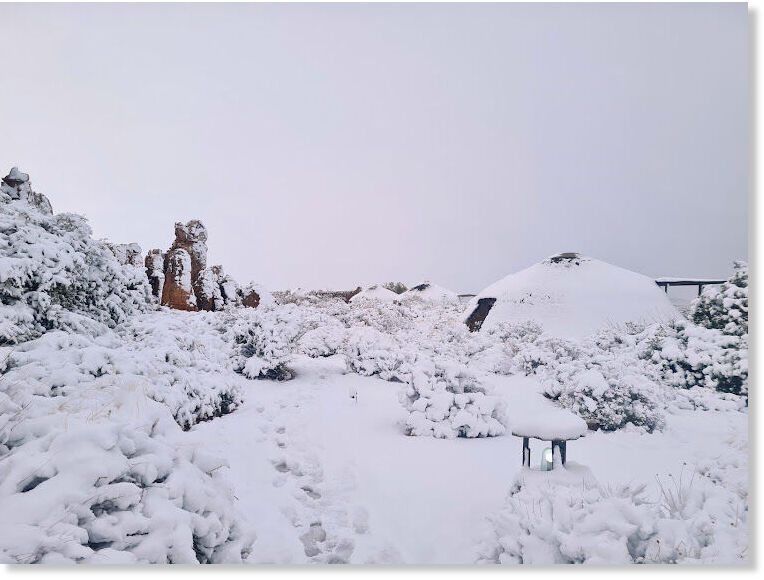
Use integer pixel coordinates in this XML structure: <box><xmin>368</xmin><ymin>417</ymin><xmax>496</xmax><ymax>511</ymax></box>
<box><xmin>399</xmin><ymin>358</ymin><xmax>506</xmax><ymax>438</ymax></box>
<box><xmin>298</xmin><ymin>323</ymin><xmax>347</xmax><ymax>358</ymax></box>
<box><xmin>117</xmin><ymin>313</ymin><xmax>245</xmax><ymax>429</ymax></box>
<box><xmin>2</xmin><ymin>313</ymin><xmax>245</xmax><ymax>432</ymax></box>
<box><xmin>0</xmin><ymin>416</ymin><xmax>252</xmax><ymax>564</ymax></box>
<box><xmin>0</xmin><ymin>170</ymin><xmax>153</xmax><ymax>345</ymax></box>
<box><xmin>468</xmin><ymin>321</ymin><xmax>583</xmax><ymax>377</ymax></box>
<box><xmin>478</xmin><ymin>462</ymin><xmax>747</xmax><ymax>564</ymax></box>
<box><xmin>691</xmin><ymin>262</ymin><xmax>748</xmax><ymax>337</ymax></box>
<box><xmin>229</xmin><ymin>306</ymin><xmax>303</xmax><ymax>381</ymax></box>
<box><xmin>638</xmin><ymin>263</ymin><xmax>750</xmax><ymax>399</ymax></box>
<box><xmin>0</xmin><ymin>336</ymin><xmax>252</xmax><ymax>563</ymax></box>
<box><xmin>530</xmin><ymin>314</ymin><xmax>746</xmax><ymax>430</ymax></box>
<box><xmin>478</xmin><ymin>467</ymin><xmax>655</xmax><ymax>564</ymax></box>
<box><xmin>382</xmin><ymin>281</ymin><xmax>408</xmax><ymax>294</ymax></box>
<box><xmin>342</xmin><ymin>326</ymin><xmax>413</xmax><ymax>382</ymax></box>
<box><xmin>640</xmin><ymin>321</ymin><xmax>748</xmax><ymax>398</ymax></box>
<box><xmin>543</xmin><ymin>364</ymin><xmax>665</xmax><ymax>433</ymax></box>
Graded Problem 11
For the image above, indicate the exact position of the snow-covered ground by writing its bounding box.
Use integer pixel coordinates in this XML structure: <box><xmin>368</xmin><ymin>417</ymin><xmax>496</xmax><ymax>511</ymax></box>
<box><xmin>0</xmin><ymin>178</ymin><xmax>748</xmax><ymax>564</ymax></box>
<box><xmin>184</xmin><ymin>355</ymin><xmax>747</xmax><ymax>563</ymax></box>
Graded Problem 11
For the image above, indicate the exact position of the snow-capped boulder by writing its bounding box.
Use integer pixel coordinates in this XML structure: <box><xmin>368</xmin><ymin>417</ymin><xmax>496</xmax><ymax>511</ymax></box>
<box><xmin>466</xmin><ymin>253</ymin><xmax>679</xmax><ymax>338</ymax></box>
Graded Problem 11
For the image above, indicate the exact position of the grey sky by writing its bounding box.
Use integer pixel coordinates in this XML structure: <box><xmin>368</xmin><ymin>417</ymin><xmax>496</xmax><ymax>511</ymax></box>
<box><xmin>0</xmin><ymin>2</ymin><xmax>748</xmax><ymax>292</ymax></box>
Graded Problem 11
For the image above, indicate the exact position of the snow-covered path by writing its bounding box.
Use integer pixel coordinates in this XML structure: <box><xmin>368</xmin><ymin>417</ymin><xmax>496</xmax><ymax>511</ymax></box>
<box><xmin>188</xmin><ymin>356</ymin><xmax>747</xmax><ymax>564</ymax></box>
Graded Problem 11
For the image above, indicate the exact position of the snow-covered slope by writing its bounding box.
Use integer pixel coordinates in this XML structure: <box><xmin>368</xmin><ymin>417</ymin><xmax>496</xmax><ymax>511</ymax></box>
<box><xmin>467</xmin><ymin>254</ymin><xmax>679</xmax><ymax>338</ymax></box>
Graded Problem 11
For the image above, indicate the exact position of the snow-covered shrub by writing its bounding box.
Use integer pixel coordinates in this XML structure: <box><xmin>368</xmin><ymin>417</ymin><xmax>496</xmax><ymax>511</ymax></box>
<box><xmin>0</xmin><ymin>341</ymin><xmax>252</xmax><ymax>563</ymax></box>
<box><xmin>342</xmin><ymin>326</ymin><xmax>414</xmax><ymax>382</ymax></box>
<box><xmin>1</xmin><ymin>311</ymin><xmax>245</xmax><ymax>432</ymax></box>
<box><xmin>229</xmin><ymin>306</ymin><xmax>303</xmax><ymax>381</ymax></box>
<box><xmin>298</xmin><ymin>323</ymin><xmax>347</xmax><ymax>358</ymax></box>
<box><xmin>691</xmin><ymin>262</ymin><xmax>748</xmax><ymax>337</ymax></box>
<box><xmin>116</xmin><ymin>313</ymin><xmax>245</xmax><ymax>429</ymax></box>
<box><xmin>0</xmin><ymin>417</ymin><xmax>252</xmax><ymax>564</ymax></box>
<box><xmin>640</xmin><ymin>321</ymin><xmax>748</xmax><ymax>398</ymax></box>
<box><xmin>646</xmin><ymin>462</ymin><xmax>747</xmax><ymax>564</ymax></box>
<box><xmin>382</xmin><ymin>281</ymin><xmax>408</xmax><ymax>294</ymax></box>
<box><xmin>469</xmin><ymin>321</ymin><xmax>581</xmax><ymax>377</ymax></box>
<box><xmin>478</xmin><ymin>462</ymin><xmax>747</xmax><ymax>564</ymax></box>
<box><xmin>399</xmin><ymin>358</ymin><xmax>506</xmax><ymax>439</ymax></box>
<box><xmin>342</xmin><ymin>298</ymin><xmax>413</xmax><ymax>336</ymax></box>
<box><xmin>542</xmin><ymin>363</ymin><xmax>664</xmax><ymax>432</ymax></box>
<box><xmin>478</xmin><ymin>467</ymin><xmax>655</xmax><ymax>564</ymax></box>
<box><xmin>0</xmin><ymin>170</ymin><xmax>153</xmax><ymax>345</ymax></box>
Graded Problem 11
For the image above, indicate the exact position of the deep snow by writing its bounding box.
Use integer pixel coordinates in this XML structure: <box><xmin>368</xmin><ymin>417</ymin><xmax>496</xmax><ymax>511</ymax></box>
<box><xmin>186</xmin><ymin>355</ymin><xmax>747</xmax><ymax>563</ymax></box>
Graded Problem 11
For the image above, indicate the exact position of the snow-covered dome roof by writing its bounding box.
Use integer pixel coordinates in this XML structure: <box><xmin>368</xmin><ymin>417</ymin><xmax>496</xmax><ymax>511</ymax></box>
<box><xmin>402</xmin><ymin>282</ymin><xmax>459</xmax><ymax>303</ymax></box>
<box><xmin>349</xmin><ymin>284</ymin><xmax>399</xmax><ymax>303</ymax></box>
<box><xmin>466</xmin><ymin>253</ymin><xmax>679</xmax><ymax>338</ymax></box>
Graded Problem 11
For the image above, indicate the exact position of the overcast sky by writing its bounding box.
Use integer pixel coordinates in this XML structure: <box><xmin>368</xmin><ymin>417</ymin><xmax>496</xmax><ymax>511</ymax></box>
<box><xmin>0</xmin><ymin>3</ymin><xmax>748</xmax><ymax>292</ymax></box>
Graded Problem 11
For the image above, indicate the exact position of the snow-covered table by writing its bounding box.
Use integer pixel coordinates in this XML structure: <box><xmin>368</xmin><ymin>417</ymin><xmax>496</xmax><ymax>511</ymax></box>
<box><xmin>510</xmin><ymin>405</ymin><xmax>588</xmax><ymax>469</ymax></box>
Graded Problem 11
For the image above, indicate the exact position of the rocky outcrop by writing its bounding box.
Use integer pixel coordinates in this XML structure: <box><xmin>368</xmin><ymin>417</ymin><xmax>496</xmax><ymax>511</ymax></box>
<box><xmin>216</xmin><ymin>266</ymin><xmax>240</xmax><ymax>307</ymax></box>
<box><xmin>145</xmin><ymin>249</ymin><xmax>166</xmax><ymax>298</ymax></box>
<box><xmin>108</xmin><ymin>243</ymin><xmax>143</xmax><ymax>268</ymax></box>
<box><xmin>168</xmin><ymin>220</ymin><xmax>208</xmax><ymax>285</ymax></box>
<box><xmin>239</xmin><ymin>285</ymin><xmax>261</xmax><ymax>308</ymax></box>
<box><xmin>195</xmin><ymin>267</ymin><xmax>222</xmax><ymax>312</ymax></box>
<box><xmin>1</xmin><ymin>167</ymin><xmax>53</xmax><ymax>215</ymax></box>
<box><xmin>161</xmin><ymin>248</ymin><xmax>198</xmax><ymax>311</ymax></box>
<box><xmin>149</xmin><ymin>219</ymin><xmax>269</xmax><ymax>312</ymax></box>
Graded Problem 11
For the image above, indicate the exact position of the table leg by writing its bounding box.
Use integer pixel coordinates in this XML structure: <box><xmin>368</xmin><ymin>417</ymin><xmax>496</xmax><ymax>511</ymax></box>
<box><xmin>522</xmin><ymin>437</ymin><xmax>530</xmax><ymax>468</ymax></box>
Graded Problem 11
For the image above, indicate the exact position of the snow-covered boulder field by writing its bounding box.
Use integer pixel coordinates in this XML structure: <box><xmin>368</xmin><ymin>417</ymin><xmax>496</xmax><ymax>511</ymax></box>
<box><xmin>0</xmin><ymin>171</ymin><xmax>748</xmax><ymax>563</ymax></box>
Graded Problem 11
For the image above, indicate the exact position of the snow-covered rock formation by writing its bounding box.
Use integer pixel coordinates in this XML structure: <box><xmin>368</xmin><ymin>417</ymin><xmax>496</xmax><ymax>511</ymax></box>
<box><xmin>148</xmin><ymin>219</ymin><xmax>272</xmax><ymax>312</ymax></box>
<box><xmin>1</xmin><ymin>167</ymin><xmax>53</xmax><ymax>215</ymax></box>
<box><xmin>161</xmin><ymin>248</ymin><xmax>198</xmax><ymax>311</ymax></box>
